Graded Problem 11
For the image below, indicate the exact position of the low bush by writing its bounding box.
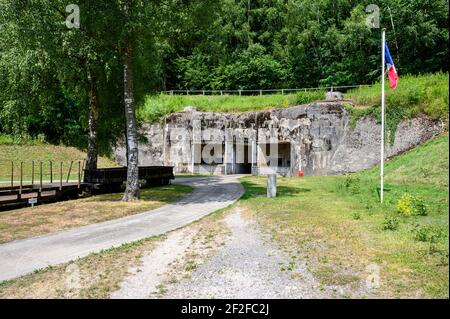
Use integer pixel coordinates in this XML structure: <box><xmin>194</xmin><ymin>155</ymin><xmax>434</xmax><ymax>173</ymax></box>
<box><xmin>383</xmin><ymin>215</ymin><xmax>400</xmax><ymax>231</ymax></box>
<box><xmin>342</xmin><ymin>176</ymin><xmax>361</xmax><ymax>194</ymax></box>
<box><xmin>352</xmin><ymin>212</ymin><xmax>361</xmax><ymax>220</ymax></box>
<box><xmin>413</xmin><ymin>225</ymin><xmax>446</xmax><ymax>243</ymax></box>
<box><xmin>396</xmin><ymin>193</ymin><xmax>428</xmax><ymax>217</ymax></box>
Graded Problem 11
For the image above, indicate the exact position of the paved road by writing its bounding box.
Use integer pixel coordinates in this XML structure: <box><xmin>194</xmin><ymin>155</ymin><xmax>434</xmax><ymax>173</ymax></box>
<box><xmin>0</xmin><ymin>176</ymin><xmax>243</xmax><ymax>282</ymax></box>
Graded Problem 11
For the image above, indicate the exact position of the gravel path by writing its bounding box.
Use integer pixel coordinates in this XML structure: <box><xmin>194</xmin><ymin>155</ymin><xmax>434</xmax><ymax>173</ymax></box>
<box><xmin>164</xmin><ymin>208</ymin><xmax>326</xmax><ymax>299</ymax></box>
<box><xmin>111</xmin><ymin>230</ymin><xmax>194</xmax><ymax>299</ymax></box>
<box><xmin>110</xmin><ymin>207</ymin><xmax>329</xmax><ymax>299</ymax></box>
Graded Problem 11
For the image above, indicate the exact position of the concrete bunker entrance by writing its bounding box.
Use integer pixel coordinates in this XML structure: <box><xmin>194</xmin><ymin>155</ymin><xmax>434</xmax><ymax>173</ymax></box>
<box><xmin>258</xmin><ymin>141</ymin><xmax>291</xmax><ymax>175</ymax></box>
<box><xmin>233</xmin><ymin>138</ymin><xmax>252</xmax><ymax>174</ymax></box>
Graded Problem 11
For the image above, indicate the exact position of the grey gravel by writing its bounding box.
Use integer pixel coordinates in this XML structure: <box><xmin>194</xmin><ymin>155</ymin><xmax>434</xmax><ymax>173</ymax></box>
<box><xmin>165</xmin><ymin>209</ymin><xmax>328</xmax><ymax>299</ymax></box>
<box><xmin>111</xmin><ymin>230</ymin><xmax>194</xmax><ymax>299</ymax></box>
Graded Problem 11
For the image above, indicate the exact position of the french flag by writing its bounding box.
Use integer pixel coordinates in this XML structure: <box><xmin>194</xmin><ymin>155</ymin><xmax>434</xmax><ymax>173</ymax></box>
<box><xmin>385</xmin><ymin>41</ymin><xmax>398</xmax><ymax>89</ymax></box>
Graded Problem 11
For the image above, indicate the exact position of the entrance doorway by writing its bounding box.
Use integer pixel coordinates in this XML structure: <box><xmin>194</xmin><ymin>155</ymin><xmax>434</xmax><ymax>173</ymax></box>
<box><xmin>258</xmin><ymin>142</ymin><xmax>291</xmax><ymax>176</ymax></box>
<box><xmin>234</xmin><ymin>138</ymin><xmax>252</xmax><ymax>174</ymax></box>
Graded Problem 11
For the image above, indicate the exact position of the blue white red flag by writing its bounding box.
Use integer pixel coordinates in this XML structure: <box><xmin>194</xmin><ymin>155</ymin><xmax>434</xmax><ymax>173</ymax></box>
<box><xmin>385</xmin><ymin>41</ymin><xmax>398</xmax><ymax>89</ymax></box>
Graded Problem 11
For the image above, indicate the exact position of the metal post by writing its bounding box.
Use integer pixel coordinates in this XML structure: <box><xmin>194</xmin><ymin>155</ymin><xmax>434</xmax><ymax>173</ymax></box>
<box><xmin>39</xmin><ymin>161</ymin><xmax>43</xmax><ymax>193</ymax></box>
<box><xmin>77</xmin><ymin>161</ymin><xmax>81</xmax><ymax>188</ymax></box>
<box><xmin>60</xmin><ymin>161</ymin><xmax>63</xmax><ymax>190</ymax></box>
<box><xmin>19</xmin><ymin>162</ymin><xmax>23</xmax><ymax>195</ymax></box>
<box><xmin>239</xmin><ymin>90</ymin><xmax>241</xmax><ymax>96</ymax></box>
<box><xmin>10</xmin><ymin>161</ymin><xmax>13</xmax><ymax>187</ymax></box>
<box><xmin>380</xmin><ymin>29</ymin><xmax>386</xmax><ymax>203</ymax></box>
<box><xmin>66</xmin><ymin>160</ymin><xmax>73</xmax><ymax>183</ymax></box>
<box><xmin>260</xmin><ymin>90</ymin><xmax>262</xmax><ymax>96</ymax></box>
<box><xmin>202</xmin><ymin>90</ymin><xmax>205</xmax><ymax>95</ymax></box>
<box><xmin>49</xmin><ymin>160</ymin><xmax>53</xmax><ymax>184</ymax></box>
<box><xmin>31</xmin><ymin>160</ymin><xmax>34</xmax><ymax>186</ymax></box>
<box><xmin>81</xmin><ymin>159</ymin><xmax>86</xmax><ymax>181</ymax></box>
<box><xmin>220</xmin><ymin>90</ymin><xmax>223</xmax><ymax>96</ymax></box>
<box><xmin>281</xmin><ymin>89</ymin><xmax>284</xmax><ymax>95</ymax></box>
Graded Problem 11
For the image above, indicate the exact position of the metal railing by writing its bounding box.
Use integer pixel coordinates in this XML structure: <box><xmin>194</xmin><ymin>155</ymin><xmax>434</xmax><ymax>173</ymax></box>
<box><xmin>0</xmin><ymin>159</ymin><xmax>85</xmax><ymax>190</ymax></box>
<box><xmin>160</xmin><ymin>84</ymin><xmax>372</xmax><ymax>96</ymax></box>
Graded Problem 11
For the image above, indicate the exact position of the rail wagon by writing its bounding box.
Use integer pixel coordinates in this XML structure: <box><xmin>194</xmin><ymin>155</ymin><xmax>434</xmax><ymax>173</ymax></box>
<box><xmin>83</xmin><ymin>166</ymin><xmax>174</xmax><ymax>193</ymax></box>
<box><xmin>0</xmin><ymin>165</ymin><xmax>174</xmax><ymax>210</ymax></box>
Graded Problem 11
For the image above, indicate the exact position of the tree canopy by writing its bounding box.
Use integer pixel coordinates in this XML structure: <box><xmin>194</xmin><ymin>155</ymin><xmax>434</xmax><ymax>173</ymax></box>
<box><xmin>0</xmin><ymin>0</ymin><xmax>448</xmax><ymax>150</ymax></box>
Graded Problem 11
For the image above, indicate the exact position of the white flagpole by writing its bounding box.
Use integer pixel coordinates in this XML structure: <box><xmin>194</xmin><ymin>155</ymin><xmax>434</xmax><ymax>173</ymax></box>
<box><xmin>380</xmin><ymin>29</ymin><xmax>386</xmax><ymax>203</ymax></box>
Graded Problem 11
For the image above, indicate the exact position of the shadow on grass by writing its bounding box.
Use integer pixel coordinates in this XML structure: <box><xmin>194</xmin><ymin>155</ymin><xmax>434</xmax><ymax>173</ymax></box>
<box><xmin>90</xmin><ymin>185</ymin><xmax>191</xmax><ymax>203</ymax></box>
<box><xmin>240</xmin><ymin>180</ymin><xmax>311</xmax><ymax>200</ymax></box>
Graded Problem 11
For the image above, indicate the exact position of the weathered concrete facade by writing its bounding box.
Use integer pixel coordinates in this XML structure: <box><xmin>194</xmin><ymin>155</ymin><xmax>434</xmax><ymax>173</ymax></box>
<box><xmin>113</xmin><ymin>102</ymin><xmax>444</xmax><ymax>176</ymax></box>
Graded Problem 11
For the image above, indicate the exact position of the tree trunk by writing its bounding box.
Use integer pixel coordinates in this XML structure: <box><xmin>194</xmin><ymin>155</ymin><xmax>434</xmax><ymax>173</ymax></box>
<box><xmin>122</xmin><ymin>42</ymin><xmax>140</xmax><ymax>201</ymax></box>
<box><xmin>85</xmin><ymin>65</ymin><xmax>98</xmax><ymax>172</ymax></box>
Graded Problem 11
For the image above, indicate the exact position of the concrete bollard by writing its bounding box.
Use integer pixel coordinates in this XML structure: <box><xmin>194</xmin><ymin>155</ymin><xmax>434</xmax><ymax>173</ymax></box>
<box><xmin>267</xmin><ymin>174</ymin><xmax>277</xmax><ymax>198</ymax></box>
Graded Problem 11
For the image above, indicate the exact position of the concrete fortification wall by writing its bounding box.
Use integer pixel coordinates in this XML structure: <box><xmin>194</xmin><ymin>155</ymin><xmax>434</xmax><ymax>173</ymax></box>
<box><xmin>113</xmin><ymin>102</ymin><xmax>444</xmax><ymax>176</ymax></box>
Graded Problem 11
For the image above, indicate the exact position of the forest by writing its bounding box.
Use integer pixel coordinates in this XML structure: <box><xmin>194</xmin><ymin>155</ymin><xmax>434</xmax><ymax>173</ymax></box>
<box><xmin>0</xmin><ymin>0</ymin><xmax>448</xmax><ymax>149</ymax></box>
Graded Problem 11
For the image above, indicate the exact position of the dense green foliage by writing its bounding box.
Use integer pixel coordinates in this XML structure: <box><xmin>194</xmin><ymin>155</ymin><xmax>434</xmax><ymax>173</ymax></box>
<box><xmin>0</xmin><ymin>0</ymin><xmax>125</xmax><ymax>152</ymax></box>
<box><xmin>165</xmin><ymin>0</ymin><xmax>448</xmax><ymax>90</ymax></box>
<box><xmin>0</xmin><ymin>0</ymin><xmax>213</xmax><ymax>151</ymax></box>
<box><xmin>0</xmin><ymin>0</ymin><xmax>448</xmax><ymax>149</ymax></box>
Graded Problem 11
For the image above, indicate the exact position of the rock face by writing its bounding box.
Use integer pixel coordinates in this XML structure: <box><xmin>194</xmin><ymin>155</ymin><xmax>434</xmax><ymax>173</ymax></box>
<box><xmin>328</xmin><ymin>116</ymin><xmax>443</xmax><ymax>174</ymax></box>
<box><xmin>325</xmin><ymin>91</ymin><xmax>344</xmax><ymax>101</ymax></box>
<box><xmin>114</xmin><ymin>123</ymin><xmax>164</xmax><ymax>167</ymax></box>
<box><xmin>112</xmin><ymin>102</ymin><xmax>444</xmax><ymax>176</ymax></box>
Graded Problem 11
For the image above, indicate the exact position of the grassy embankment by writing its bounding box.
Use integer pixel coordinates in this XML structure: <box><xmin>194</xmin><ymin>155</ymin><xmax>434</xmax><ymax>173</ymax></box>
<box><xmin>137</xmin><ymin>90</ymin><xmax>325</xmax><ymax>123</ymax></box>
<box><xmin>0</xmin><ymin>141</ymin><xmax>118</xmax><ymax>183</ymax></box>
<box><xmin>346</xmin><ymin>72</ymin><xmax>448</xmax><ymax>142</ymax></box>
<box><xmin>239</xmin><ymin>133</ymin><xmax>449</xmax><ymax>298</ymax></box>
<box><xmin>138</xmin><ymin>73</ymin><xmax>448</xmax><ymax>129</ymax></box>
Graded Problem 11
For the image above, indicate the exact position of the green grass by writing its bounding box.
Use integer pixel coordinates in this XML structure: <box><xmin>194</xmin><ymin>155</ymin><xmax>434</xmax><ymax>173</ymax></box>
<box><xmin>240</xmin><ymin>133</ymin><xmax>449</xmax><ymax>298</ymax></box>
<box><xmin>139</xmin><ymin>73</ymin><xmax>448</xmax><ymax>128</ymax></box>
<box><xmin>137</xmin><ymin>91</ymin><xmax>325</xmax><ymax>123</ymax></box>
<box><xmin>0</xmin><ymin>144</ymin><xmax>118</xmax><ymax>183</ymax></box>
<box><xmin>348</xmin><ymin>72</ymin><xmax>449</xmax><ymax>120</ymax></box>
<box><xmin>0</xmin><ymin>133</ymin><xmax>47</xmax><ymax>146</ymax></box>
<box><xmin>360</xmin><ymin>133</ymin><xmax>449</xmax><ymax>188</ymax></box>
<box><xmin>346</xmin><ymin>73</ymin><xmax>449</xmax><ymax>143</ymax></box>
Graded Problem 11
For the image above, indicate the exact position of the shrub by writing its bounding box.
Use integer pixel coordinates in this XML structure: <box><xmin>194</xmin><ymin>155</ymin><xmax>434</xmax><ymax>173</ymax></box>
<box><xmin>397</xmin><ymin>194</ymin><xmax>414</xmax><ymax>216</ymax></box>
<box><xmin>383</xmin><ymin>215</ymin><xmax>400</xmax><ymax>231</ymax></box>
<box><xmin>352</xmin><ymin>212</ymin><xmax>361</xmax><ymax>220</ymax></box>
<box><xmin>413</xmin><ymin>225</ymin><xmax>446</xmax><ymax>243</ymax></box>
<box><xmin>396</xmin><ymin>193</ymin><xmax>428</xmax><ymax>217</ymax></box>
<box><xmin>342</xmin><ymin>176</ymin><xmax>361</xmax><ymax>194</ymax></box>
